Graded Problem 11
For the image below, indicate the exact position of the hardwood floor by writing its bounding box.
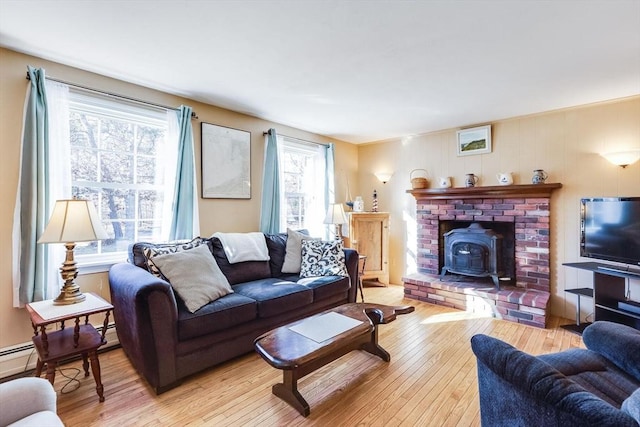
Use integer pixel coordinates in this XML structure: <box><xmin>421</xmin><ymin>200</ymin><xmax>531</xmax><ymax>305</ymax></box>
<box><xmin>54</xmin><ymin>285</ymin><xmax>583</xmax><ymax>426</ymax></box>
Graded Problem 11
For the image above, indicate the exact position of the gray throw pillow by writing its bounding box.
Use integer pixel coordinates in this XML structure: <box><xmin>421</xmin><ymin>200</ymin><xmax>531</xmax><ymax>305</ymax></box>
<box><xmin>282</xmin><ymin>229</ymin><xmax>316</xmax><ymax>274</ymax></box>
<box><xmin>143</xmin><ymin>237</ymin><xmax>205</xmax><ymax>279</ymax></box>
<box><xmin>299</xmin><ymin>239</ymin><xmax>349</xmax><ymax>278</ymax></box>
<box><xmin>622</xmin><ymin>388</ymin><xmax>640</xmax><ymax>424</ymax></box>
<box><xmin>151</xmin><ymin>244</ymin><xmax>233</xmax><ymax>313</ymax></box>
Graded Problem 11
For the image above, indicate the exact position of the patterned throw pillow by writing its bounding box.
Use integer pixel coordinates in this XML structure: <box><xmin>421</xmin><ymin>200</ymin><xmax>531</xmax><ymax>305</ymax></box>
<box><xmin>299</xmin><ymin>239</ymin><xmax>349</xmax><ymax>278</ymax></box>
<box><xmin>282</xmin><ymin>229</ymin><xmax>319</xmax><ymax>274</ymax></box>
<box><xmin>143</xmin><ymin>237</ymin><xmax>205</xmax><ymax>279</ymax></box>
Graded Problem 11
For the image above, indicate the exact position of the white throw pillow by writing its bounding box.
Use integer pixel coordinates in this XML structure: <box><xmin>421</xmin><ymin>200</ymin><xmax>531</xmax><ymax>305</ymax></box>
<box><xmin>282</xmin><ymin>229</ymin><xmax>316</xmax><ymax>274</ymax></box>
<box><xmin>151</xmin><ymin>244</ymin><xmax>233</xmax><ymax>313</ymax></box>
<box><xmin>299</xmin><ymin>239</ymin><xmax>349</xmax><ymax>278</ymax></box>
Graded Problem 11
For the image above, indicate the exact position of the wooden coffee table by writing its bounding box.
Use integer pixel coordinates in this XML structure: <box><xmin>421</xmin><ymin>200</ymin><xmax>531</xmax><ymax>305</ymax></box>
<box><xmin>254</xmin><ymin>302</ymin><xmax>414</xmax><ymax>416</ymax></box>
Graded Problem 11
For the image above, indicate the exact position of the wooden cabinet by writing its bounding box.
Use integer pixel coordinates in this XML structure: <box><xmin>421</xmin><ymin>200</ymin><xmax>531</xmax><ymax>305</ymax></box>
<box><xmin>347</xmin><ymin>212</ymin><xmax>389</xmax><ymax>285</ymax></box>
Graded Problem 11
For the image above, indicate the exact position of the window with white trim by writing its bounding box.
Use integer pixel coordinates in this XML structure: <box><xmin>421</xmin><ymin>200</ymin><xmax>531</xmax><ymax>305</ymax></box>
<box><xmin>279</xmin><ymin>137</ymin><xmax>327</xmax><ymax>236</ymax></box>
<box><xmin>68</xmin><ymin>90</ymin><xmax>177</xmax><ymax>265</ymax></box>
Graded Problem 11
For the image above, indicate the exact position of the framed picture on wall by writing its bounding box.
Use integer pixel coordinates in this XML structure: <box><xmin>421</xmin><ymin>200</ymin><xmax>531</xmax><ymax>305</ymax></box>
<box><xmin>201</xmin><ymin>122</ymin><xmax>251</xmax><ymax>199</ymax></box>
<box><xmin>456</xmin><ymin>125</ymin><xmax>492</xmax><ymax>156</ymax></box>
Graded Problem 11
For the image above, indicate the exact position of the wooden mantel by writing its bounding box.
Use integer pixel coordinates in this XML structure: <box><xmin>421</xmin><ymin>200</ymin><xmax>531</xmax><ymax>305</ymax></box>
<box><xmin>407</xmin><ymin>183</ymin><xmax>562</xmax><ymax>200</ymax></box>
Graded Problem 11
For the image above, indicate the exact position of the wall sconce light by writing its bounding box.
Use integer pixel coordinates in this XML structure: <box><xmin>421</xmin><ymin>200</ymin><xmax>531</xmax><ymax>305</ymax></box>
<box><xmin>601</xmin><ymin>150</ymin><xmax>640</xmax><ymax>168</ymax></box>
<box><xmin>375</xmin><ymin>172</ymin><xmax>393</xmax><ymax>184</ymax></box>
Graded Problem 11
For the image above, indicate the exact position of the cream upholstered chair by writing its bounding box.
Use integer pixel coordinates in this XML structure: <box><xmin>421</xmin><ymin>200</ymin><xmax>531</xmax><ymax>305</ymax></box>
<box><xmin>0</xmin><ymin>377</ymin><xmax>64</xmax><ymax>426</ymax></box>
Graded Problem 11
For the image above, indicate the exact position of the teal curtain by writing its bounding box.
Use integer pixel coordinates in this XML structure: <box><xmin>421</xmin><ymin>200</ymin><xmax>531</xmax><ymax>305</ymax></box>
<box><xmin>259</xmin><ymin>128</ymin><xmax>281</xmax><ymax>234</ymax></box>
<box><xmin>169</xmin><ymin>105</ymin><xmax>199</xmax><ymax>240</ymax></box>
<box><xmin>13</xmin><ymin>66</ymin><xmax>50</xmax><ymax>306</ymax></box>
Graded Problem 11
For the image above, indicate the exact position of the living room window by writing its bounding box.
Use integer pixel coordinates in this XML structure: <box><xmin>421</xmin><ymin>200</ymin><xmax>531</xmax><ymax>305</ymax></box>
<box><xmin>15</xmin><ymin>69</ymin><xmax>198</xmax><ymax>305</ymax></box>
<box><xmin>68</xmin><ymin>90</ymin><xmax>177</xmax><ymax>266</ymax></box>
<box><xmin>280</xmin><ymin>137</ymin><xmax>327</xmax><ymax>236</ymax></box>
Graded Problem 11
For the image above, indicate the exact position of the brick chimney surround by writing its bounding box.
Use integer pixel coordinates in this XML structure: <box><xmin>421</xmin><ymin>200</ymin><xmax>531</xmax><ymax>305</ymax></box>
<box><xmin>403</xmin><ymin>183</ymin><xmax>562</xmax><ymax>328</ymax></box>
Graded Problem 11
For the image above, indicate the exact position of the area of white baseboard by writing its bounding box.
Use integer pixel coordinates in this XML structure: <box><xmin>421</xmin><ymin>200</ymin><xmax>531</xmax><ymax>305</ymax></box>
<box><xmin>0</xmin><ymin>324</ymin><xmax>119</xmax><ymax>379</ymax></box>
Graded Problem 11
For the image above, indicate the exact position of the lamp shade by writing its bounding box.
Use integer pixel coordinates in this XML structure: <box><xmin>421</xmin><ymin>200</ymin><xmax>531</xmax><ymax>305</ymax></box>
<box><xmin>323</xmin><ymin>203</ymin><xmax>348</xmax><ymax>225</ymax></box>
<box><xmin>375</xmin><ymin>172</ymin><xmax>393</xmax><ymax>184</ymax></box>
<box><xmin>38</xmin><ymin>199</ymin><xmax>108</xmax><ymax>244</ymax></box>
<box><xmin>601</xmin><ymin>150</ymin><xmax>640</xmax><ymax>168</ymax></box>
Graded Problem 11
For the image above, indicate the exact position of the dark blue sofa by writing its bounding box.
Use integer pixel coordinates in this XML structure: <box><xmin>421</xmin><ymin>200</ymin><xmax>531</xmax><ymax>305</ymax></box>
<box><xmin>471</xmin><ymin>321</ymin><xmax>640</xmax><ymax>426</ymax></box>
<box><xmin>108</xmin><ymin>232</ymin><xmax>358</xmax><ymax>394</ymax></box>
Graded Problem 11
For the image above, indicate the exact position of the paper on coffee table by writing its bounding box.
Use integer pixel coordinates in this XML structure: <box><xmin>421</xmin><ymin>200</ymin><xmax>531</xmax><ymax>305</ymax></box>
<box><xmin>289</xmin><ymin>312</ymin><xmax>363</xmax><ymax>343</ymax></box>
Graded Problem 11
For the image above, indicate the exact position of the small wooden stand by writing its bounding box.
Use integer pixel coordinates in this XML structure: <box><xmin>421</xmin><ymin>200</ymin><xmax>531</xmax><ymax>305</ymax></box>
<box><xmin>26</xmin><ymin>293</ymin><xmax>113</xmax><ymax>402</ymax></box>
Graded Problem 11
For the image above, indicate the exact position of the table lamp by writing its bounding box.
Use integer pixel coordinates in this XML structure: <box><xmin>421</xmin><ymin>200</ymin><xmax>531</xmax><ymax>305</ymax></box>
<box><xmin>38</xmin><ymin>199</ymin><xmax>109</xmax><ymax>305</ymax></box>
<box><xmin>323</xmin><ymin>203</ymin><xmax>348</xmax><ymax>240</ymax></box>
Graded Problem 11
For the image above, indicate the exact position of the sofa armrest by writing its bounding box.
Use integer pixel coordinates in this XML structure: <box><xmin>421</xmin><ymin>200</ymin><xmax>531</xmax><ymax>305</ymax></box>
<box><xmin>0</xmin><ymin>378</ymin><xmax>62</xmax><ymax>426</ymax></box>
<box><xmin>108</xmin><ymin>262</ymin><xmax>180</xmax><ymax>393</ymax></box>
<box><xmin>583</xmin><ymin>321</ymin><xmax>640</xmax><ymax>382</ymax></box>
<box><xmin>470</xmin><ymin>334</ymin><xmax>638</xmax><ymax>426</ymax></box>
<box><xmin>344</xmin><ymin>248</ymin><xmax>359</xmax><ymax>303</ymax></box>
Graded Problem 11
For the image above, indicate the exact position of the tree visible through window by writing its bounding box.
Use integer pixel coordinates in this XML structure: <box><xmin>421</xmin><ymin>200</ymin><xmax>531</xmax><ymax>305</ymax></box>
<box><xmin>68</xmin><ymin>91</ymin><xmax>175</xmax><ymax>260</ymax></box>
<box><xmin>280</xmin><ymin>137</ymin><xmax>326</xmax><ymax>236</ymax></box>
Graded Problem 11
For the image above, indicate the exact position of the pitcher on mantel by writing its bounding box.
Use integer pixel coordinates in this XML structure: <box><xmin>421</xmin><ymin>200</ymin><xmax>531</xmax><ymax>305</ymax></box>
<box><xmin>532</xmin><ymin>169</ymin><xmax>548</xmax><ymax>184</ymax></box>
<box><xmin>497</xmin><ymin>173</ymin><xmax>513</xmax><ymax>185</ymax></box>
<box><xmin>465</xmin><ymin>174</ymin><xmax>479</xmax><ymax>187</ymax></box>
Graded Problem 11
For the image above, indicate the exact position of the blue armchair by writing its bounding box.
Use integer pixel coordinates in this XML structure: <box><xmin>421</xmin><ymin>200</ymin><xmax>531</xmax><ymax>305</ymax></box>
<box><xmin>471</xmin><ymin>321</ymin><xmax>640</xmax><ymax>426</ymax></box>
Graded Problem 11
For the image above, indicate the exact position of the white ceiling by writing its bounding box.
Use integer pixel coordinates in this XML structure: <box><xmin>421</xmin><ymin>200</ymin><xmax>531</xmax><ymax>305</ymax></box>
<box><xmin>1</xmin><ymin>1</ymin><xmax>639</xmax><ymax>144</ymax></box>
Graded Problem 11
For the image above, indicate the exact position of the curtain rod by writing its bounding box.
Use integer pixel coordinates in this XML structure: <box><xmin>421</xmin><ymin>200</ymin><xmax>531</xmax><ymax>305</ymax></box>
<box><xmin>26</xmin><ymin>72</ymin><xmax>198</xmax><ymax>120</ymax></box>
<box><xmin>263</xmin><ymin>130</ymin><xmax>329</xmax><ymax>147</ymax></box>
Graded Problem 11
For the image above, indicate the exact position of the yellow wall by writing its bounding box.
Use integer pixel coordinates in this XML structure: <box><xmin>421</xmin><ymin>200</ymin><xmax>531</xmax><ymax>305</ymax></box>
<box><xmin>2</xmin><ymin>46</ymin><xmax>639</xmax><ymax>350</ymax></box>
<box><xmin>0</xmin><ymin>47</ymin><xmax>358</xmax><ymax>349</ymax></box>
<box><xmin>357</xmin><ymin>96</ymin><xmax>640</xmax><ymax>318</ymax></box>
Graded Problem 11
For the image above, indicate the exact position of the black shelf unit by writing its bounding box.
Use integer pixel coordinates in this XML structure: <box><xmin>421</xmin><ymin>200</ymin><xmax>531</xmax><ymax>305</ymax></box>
<box><xmin>563</xmin><ymin>262</ymin><xmax>640</xmax><ymax>330</ymax></box>
<box><xmin>561</xmin><ymin>288</ymin><xmax>593</xmax><ymax>335</ymax></box>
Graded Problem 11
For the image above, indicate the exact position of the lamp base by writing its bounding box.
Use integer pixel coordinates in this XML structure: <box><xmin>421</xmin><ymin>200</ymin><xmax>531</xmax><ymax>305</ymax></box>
<box><xmin>52</xmin><ymin>242</ymin><xmax>86</xmax><ymax>305</ymax></box>
<box><xmin>53</xmin><ymin>288</ymin><xmax>86</xmax><ymax>305</ymax></box>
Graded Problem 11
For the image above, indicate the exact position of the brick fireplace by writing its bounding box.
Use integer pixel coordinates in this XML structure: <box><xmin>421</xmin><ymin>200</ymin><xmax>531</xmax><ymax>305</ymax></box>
<box><xmin>402</xmin><ymin>183</ymin><xmax>562</xmax><ymax>328</ymax></box>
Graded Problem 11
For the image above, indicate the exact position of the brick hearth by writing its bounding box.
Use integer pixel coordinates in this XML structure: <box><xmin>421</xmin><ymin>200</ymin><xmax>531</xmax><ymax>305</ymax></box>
<box><xmin>403</xmin><ymin>273</ymin><xmax>550</xmax><ymax>327</ymax></box>
<box><xmin>403</xmin><ymin>184</ymin><xmax>562</xmax><ymax>328</ymax></box>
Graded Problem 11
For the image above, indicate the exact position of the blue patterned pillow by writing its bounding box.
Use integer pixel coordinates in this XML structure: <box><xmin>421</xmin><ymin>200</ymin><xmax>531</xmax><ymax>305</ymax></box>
<box><xmin>299</xmin><ymin>239</ymin><xmax>349</xmax><ymax>278</ymax></box>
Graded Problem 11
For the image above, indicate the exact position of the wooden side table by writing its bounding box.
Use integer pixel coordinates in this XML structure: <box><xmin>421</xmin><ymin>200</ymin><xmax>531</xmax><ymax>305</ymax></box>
<box><xmin>25</xmin><ymin>293</ymin><xmax>113</xmax><ymax>402</ymax></box>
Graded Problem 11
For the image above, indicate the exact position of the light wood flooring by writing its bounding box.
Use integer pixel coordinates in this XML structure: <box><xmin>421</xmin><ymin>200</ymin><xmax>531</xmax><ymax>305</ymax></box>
<box><xmin>52</xmin><ymin>285</ymin><xmax>583</xmax><ymax>426</ymax></box>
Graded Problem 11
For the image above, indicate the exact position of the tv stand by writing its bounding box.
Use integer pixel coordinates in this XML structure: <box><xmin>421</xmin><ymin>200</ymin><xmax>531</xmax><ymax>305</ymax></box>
<box><xmin>597</xmin><ymin>265</ymin><xmax>640</xmax><ymax>277</ymax></box>
<box><xmin>564</xmin><ymin>262</ymin><xmax>640</xmax><ymax>330</ymax></box>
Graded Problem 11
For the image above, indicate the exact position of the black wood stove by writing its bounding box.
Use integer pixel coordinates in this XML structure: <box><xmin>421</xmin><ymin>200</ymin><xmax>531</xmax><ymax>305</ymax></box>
<box><xmin>440</xmin><ymin>223</ymin><xmax>504</xmax><ymax>289</ymax></box>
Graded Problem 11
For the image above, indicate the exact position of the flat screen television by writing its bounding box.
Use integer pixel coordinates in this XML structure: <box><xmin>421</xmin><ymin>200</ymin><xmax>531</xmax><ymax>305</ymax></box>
<box><xmin>580</xmin><ymin>197</ymin><xmax>640</xmax><ymax>267</ymax></box>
